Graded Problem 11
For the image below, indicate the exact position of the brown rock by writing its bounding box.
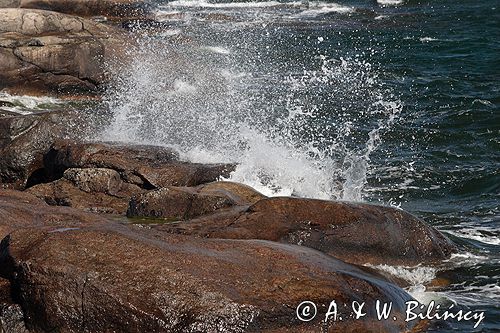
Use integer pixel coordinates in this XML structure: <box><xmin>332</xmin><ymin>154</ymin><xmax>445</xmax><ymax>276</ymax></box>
<box><xmin>0</xmin><ymin>188</ymin><xmax>106</xmax><ymax>240</ymax></box>
<box><xmin>0</xmin><ymin>8</ymin><xmax>128</xmax><ymax>95</ymax></box>
<box><xmin>127</xmin><ymin>186</ymin><xmax>237</xmax><ymax>220</ymax></box>
<box><xmin>0</xmin><ymin>222</ymin><xmax>418</xmax><ymax>333</ymax></box>
<box><xmin>127</xmin><ymin>181</ymin><xmax>265</xmax><ymax>221</ymax></box>
<box><xmin>27</xmin><ymin>167</ymin><xmax>144</xmax><ymax>214</ymax></box>
<box><xmin>198</xmin><ymin>181</ymin><xmax>266</xmax><ymax>205</ymax></box>
<box><xmin>0</xmin><ymin>278</ymin><xmax>11</xmax><ymax>304</ymax></box>
<box><xmin>0</xmin><ymin>277</ymin><xmax>28</xmax><ymax>333</ymax></box>
<box><xmin>45</xmin><ymin>140</ymin><xmax>235</xmax><ymax>188</ymax></box>
<box><xmin>155</xmin><ymin>197</ymin><xmax>456</xmax><ymax>267</ymax></box>
<box><xmin>0</xmin><ymin>110</ymin><xmax>90</xmax><ymax>189</ymax></box>
<box><xmin>0</xmin><ymin>0</ymin><xmax>154</xmax><ymax>20</ymax></box>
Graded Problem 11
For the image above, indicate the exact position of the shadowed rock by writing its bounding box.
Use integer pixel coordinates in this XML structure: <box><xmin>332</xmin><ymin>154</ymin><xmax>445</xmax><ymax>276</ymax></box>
<box><xmin>0</xmin><ymin>277</ymin><xmax>28</xmax><ymax>333</ymax></box>
<box><xmin>0</xmin><ymin>111</ymin><xmax>90</xmax><ymax>189</ymax></box>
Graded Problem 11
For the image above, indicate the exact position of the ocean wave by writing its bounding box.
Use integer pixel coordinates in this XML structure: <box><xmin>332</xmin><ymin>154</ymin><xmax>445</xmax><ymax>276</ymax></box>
<box><xmin>367</xmin><ymin>264</ymin><xmax>442</xmax><ymax>304</ymax></box>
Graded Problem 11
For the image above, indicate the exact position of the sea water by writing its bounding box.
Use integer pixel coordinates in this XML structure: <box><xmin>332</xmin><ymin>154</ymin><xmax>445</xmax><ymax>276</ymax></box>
<box><xmin>98</xmin><ymin>1</ymin><xmax>499</xmax><ymax>331</ymax></box>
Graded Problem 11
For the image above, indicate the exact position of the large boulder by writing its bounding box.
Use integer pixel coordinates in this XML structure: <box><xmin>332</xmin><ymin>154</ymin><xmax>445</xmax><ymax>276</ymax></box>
<box><xmin>0</xmin><ymin>190</ymin><xmax>419</xmax><ymax>332</ymax></box>
<box><xmin>0</xmin><ymin>110</ymin><xmax>233</xmax><ymax>191</ymax></box>
<box><xmin>0</xmin><ymin>8</ymin><xmax>128</xmax><ymax>95</ymax></box>
<box><xmin>150</xmin><ymin>197</ymin><xmax>456</xmax><ymax>267</ymax></box>
<box><xmin>0</xmin><ymin>0</ymin><xmax>154</xmax><ymax>20</ymax></box>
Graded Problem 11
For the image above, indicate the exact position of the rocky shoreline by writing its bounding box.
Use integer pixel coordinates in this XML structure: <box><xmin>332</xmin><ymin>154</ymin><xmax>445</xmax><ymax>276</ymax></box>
<box><xmin>0</xmin><ymin>2</ymin><xmax>457</xmax><ymax>332</ymax></box>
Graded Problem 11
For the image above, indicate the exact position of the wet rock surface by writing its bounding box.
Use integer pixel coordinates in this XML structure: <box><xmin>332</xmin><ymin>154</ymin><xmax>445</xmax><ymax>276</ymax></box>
<box><xmin>0</xmin><ymin>5</ymin><xmax>458</xmax><ymax>331</ymax></box>
<box><xmin>128</xmin><ymin>186</ymin><xmax>236</xmax><ymax>220</ymax></box>
<box><xmin>0</xmin><ymin>107</ymin><xmax>456</xmax><ymax>332</ymax></box>
<box><xmin>148</xmin><ymin>196</ymin><xmax>456</xmax><ymax>267</ymax></box>
<box><xmin>44</xmin><ymin>140</ymin><xmax>235</xmax><ymax>188</ymax></box>
<box><xmin>0</xmin><ymin>190</ymin><xmax>418</xmax><ymax>332</ymax></box>
<box><xmin>0</xmin><ymin>189</ymin><xmax>106</xmax><ymax>240</ymax></box>
<box><xmin>0</xmin><ymin>111</ymin><xmax>89</xmax><ymax>189</ymax></box>
<box><xmin>0</xmin><ymin>8</ymin><xmax>128</xmax><ymax>95</ymax></box>
<box><xmin>26</xmin><ymin>167</ymin><xmax>144</xmax><ymax>213</ymax></box>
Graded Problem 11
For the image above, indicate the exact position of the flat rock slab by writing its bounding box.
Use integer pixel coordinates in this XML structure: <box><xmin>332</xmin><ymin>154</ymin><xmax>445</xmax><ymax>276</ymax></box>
<box><xmin>0</xmin><ymin>189</ymin><xmax>107</xmax><ymax>240</ymax></box>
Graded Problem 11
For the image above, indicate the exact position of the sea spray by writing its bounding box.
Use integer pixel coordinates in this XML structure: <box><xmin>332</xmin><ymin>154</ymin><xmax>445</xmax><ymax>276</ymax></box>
<box><xmin>102</xmin><ymin>27</ymin><xmax>402</xmax><ymax>201</ymax></box>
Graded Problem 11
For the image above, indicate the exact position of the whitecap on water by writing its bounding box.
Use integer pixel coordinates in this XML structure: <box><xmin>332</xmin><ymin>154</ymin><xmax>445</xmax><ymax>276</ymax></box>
<box><xmin>420</xmin><ymin>37</ymin><xmax>439</xmax><ymax>42</ymax></box>
<box><xmin>166</xmin><ymin>0</ymin><xmax>295</xmax><ymax>9</ymax></box>
<box><xmin>295</xmin><ymin>2</ymin><xmax>354</xmax><ymax>18</ymax></box>
<box><xmin>446</xmin><ymin>226</ymin><xmax>500</xmax><ymax>246</ymax></box>
<box><xmin>366</xmin><ymin>264</ymin><xmax>443</xmax><ymax>304</ymax></box>
<box><xmin>377</xmin><ymin>0</ymin><xmax>404</xmax><ymax>6</ymax></box>
<box><xmin>0</xmin><ymin>92</ymin><xmax>65</xmax><ymax>114</ymax></box>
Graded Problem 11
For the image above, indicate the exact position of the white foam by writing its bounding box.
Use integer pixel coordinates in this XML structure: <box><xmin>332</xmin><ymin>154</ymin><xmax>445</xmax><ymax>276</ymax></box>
<box><xmin>157</xmin><ymin>29</ymin><xmax>183</xmax><ymax>37</ymax></box>
<box><xmin>446</xmin><ymin>226</ymin><xmax>500</xmax><ymax>246</ymax></box>
<box><xmin>103</xmin><ymin>37</ymin><xmax>401</xmax><ymax>201</ymax></box>
<box><xmin>369</xmin><ymin>264</ymin><xmax>437</xmax><ymax>286</ymax></box>
<box><xmin>445</xmin><ymin>281</ymin><xmax>500</xmax><ymax>306</ymax></box>
<box><xmin>377</xmin><ymin>0</ymin><xmax>403</xmax><ymax>6</ymax></box>
<box><xmin>0</xmin><ymin>92</ymin><xmax>64</xmax><ymax>114</ymax></box>
<box><xmin>172</xmin><ymin>80</ymin><xmax>197</xmax><ymax>94</ymax></box>
<box><xmin>296</xmin><ymin>2</ymin><xmax>354</xmax><ymax>17</ymax></box>
<box><xmin>420</xmin><ymin>37</ymin><xmax>439</xmax><ymax>42</ymax></box>
<box><xmin>203</xmin><ymin>46</ymin><xmax>232</xmax><ymax>54</ymax></box>
<box><xmin>367</xmin><ymin>264</ymin><xmax>441</xmax><ymax>304</ymax></box>
<box><xmin>472</xmin><ymin>99</ymin><xmax>494</xmax><ymax>107</ymax></box>
<box><xmin>166</xmin><ymin>0</ymin><xmax>297</xmax><ymax>9</ymax></box>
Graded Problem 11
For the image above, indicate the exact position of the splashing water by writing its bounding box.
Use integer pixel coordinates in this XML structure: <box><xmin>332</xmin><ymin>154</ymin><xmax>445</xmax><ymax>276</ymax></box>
<box><xmin>102</xmin><ymin>28</ymin><xmax>401</xmax><ymax>201</ymax></box>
